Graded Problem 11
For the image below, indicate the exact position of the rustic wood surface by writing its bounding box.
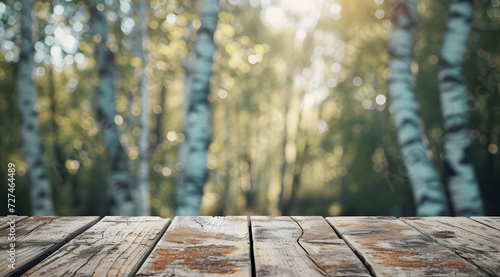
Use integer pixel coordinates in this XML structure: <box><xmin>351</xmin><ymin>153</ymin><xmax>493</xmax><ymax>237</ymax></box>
<box><xmin>401</xmin><ymin>217</ymin><xmax>500</xmax><ymax>275</ymax></box>
<box><xmin>0</xmin><ymin>216</ymin><xmax>27</xmax><ymax>230</ymax></box>
<box><xmin>1</xmin><ymin>216</ymin><xmax>500</xmax><ymax>276</ymax></box>
<box><xmin>326</xmin><ymin>216</ymin><xmax>487</xmax><ymax>276</ymax></box>
<box><xmin>0</xmin><ymin>216</ymin><xmax>99</xmax><ymax>277</ymax></box>
<box><xmin>23</xmin><ymin>216</ymin><xmax>170</xmax><ymax>277</ymax></box>
<box><xmin>471</xmin><ymin>216</ymin><xmax>500</xmax><ymax>231</ymax></box>
<box><xmin>252</xmin><ymin>216</ymin><xmax>370</xmax><ymax>277</ymax></box>
<box><xmin>135</xmin><ymin>216</ymin><xmax>251</xmax><ymax>277</ymax></box>
<box><xmin>252</xmin><ymin>216</ymin><xmax>323</xmax><ymax>277</ymax></box>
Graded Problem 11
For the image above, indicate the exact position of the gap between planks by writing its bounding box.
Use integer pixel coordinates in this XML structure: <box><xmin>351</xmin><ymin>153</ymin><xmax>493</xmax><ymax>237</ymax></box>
<box><xmin>0</xmin><ymin>216</ymin><xmax>101</xmax><ymax>277</ymax></box>
<box><xmin>251</xmin><ymin>216</ymin><xmax>370</xmax><ymax>277</ymax></box>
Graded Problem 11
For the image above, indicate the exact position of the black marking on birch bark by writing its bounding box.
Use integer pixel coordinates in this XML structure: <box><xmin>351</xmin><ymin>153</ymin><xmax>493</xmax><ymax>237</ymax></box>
<box><xmin>37</xmin><ymin>190</ymin><xmax>47</xmax><ymax>199</ymax></box>
<box><xmin>33</xmin><ymin>158</ymin><xmax>43</xmax><ymax>168</ymax></box>
<box><xmin>19</xmin><ymin>51</ymin><xmax>28</xmax><ymax>63</ymax></box>
<box><xmin>449</xmin><ymin>10</ymin><xmax>467</xmax><ymax>20</ymax></box>
<box><xmin>445</xmin><ymin>122</ymin><xmax>467</xmax><ymax>133</ymax></box>
<box><xmin>460</xmin><ymin>144</ymin><xmax>473</xmax><ymax>164</ymax></box>
<box><xmin>442</xmin><ymin>75</ymin><xmax>464</xmax><ymax>86</ymax></box>
<box><xmin>198</xmin><ymin>26</ymin><xmax>215</xmax><ymax>37</ymax></box>
<box><xmin>37</xmin><ymin>172</ymin><xmax>48</xmax><ymax>180</ymax></box>
<box><xmin>444</xmin><ymin>161</ymin><xmax>457</xmax><ymax>177</ymax></box>
<box><xmin>439</xmin><ymin>57</ymin><xmax>452</xmax><ymax>68</ymax></box>
<box><xmin>399</xmin><ymin>118</ymin><xmax>419</xmax><ymax>129</ymax></box>
<box><xmin>111</xmin><ymin>150</ymin><xmax>127</xmax><ymax>171</ymax></box>
<box><xmin>401</xmin><ymin>138</ymin><xmax>420</xmax><ymax>148</ymax></box>
<box><xmin>125</xmin><ymin>192</ymin><xmax>133</xmax><ymax>201</ymax></box>
<box><xmin>26</xmin><ymin>123</ymin><xmax>34</xmax><ymax>130</ymax></box>
<box><xmin>99</xmin><ymin>51</ymin><xmax>114</xmax><ymax>77</ymax></box>
<box><xmin>109</xmin><ymin>197</ymin><xmax>117</xmax><ymax>208</ymax></box>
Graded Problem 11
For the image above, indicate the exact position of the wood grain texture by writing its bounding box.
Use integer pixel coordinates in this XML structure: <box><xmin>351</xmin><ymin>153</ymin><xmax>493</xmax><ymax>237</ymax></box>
<box><xmin>251</xmin><ymin>216</ymin><xmax>370</xmax><ymax>276</ymax></box>
<box><xmin>471</xmin><ymin>217</ymin><xmax>500</xmax><ymax>231</ymax></box>
<box><xmin>402</xmin><ymin>217</ymin><xmax>500</xmax><ymax>275</ymax></box>
<box><xmin>136</xmin><ymin>216</ymin><xmax>251</xmax><ymax>277</ymax></box>
<box><xmin>251</xmin><ymin>216</ymin><xmax>322</xmax><ymax>277</ymax></box>
<box><xmin>0</xmin><ymin>216</ymin><xmax>27</xmax><ymax>230</ymax></box>
<box><xmin>0</xmin><ymin>216</ymin><xmax>99</xmax><ymax>277</ymax></box>
<box><xmin>273</xmin><ymin>216</ymin><xmax>371</xmax><ymax>276</ymax></box>
<box><xmin>326</xmin><ymin>216</ymin><xmax>486</xmax><ymax>276</ymax></box>
<box><xmin>23</xmin><ymin>216</ymin><xmax>170</xmax><ymax>277</ymax></box>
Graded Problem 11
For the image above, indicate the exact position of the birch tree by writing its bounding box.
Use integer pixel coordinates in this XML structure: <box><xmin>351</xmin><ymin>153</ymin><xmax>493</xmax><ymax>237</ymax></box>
<box><xmin>438</xmin><ymin>0</ymin><xmax>484</xmax><ymax>216</ymax></box>
<box><xmin>17</xmin><ymin>0</ymin><xmax>54</xmax><ymax>216</ymax></box>
<box><xmin>90</xmin><ymin>0</ymin><xmax>135</xmax><ymax>215</ymax></box>
<box><xmin>176</xmin><ymin>0</ymin><xmax>219</xmax><ymax>216</ymax></box>
<box><xmin>388</xmin><ymin>0</ymin><xmax>449</xmax><ymax>216</ymax></box>
<box><xmin>134</xmin><ymin>0</ymin><xmax>151</xmax><ymax>216</ymax></box>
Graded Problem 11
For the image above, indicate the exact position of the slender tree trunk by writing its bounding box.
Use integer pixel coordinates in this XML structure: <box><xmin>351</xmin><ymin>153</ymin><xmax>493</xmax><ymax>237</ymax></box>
<box><xmin>17</xmin><ymin>0</ymin><xmax>54</xmax><ymax>216</ymax></box>
<box><xmin>134</xmin><ymin>0</ymin><xmax>151</xmax><ymax>216</ymax></box>
<box><xmin>175</xmin><ymin>52</ymin><xmax>195</xmax><ymax>209</ymax></box>
<box><xmin>90</xmin><ymin>1</ymin><xmax>135</xmax><ymax>216</ymax></box>
<box><xmin>388</xmin><ymin>0</ymin><xmax>449</xmax><ymax>216</ymax></box>
<box><xmin>438</xmin><ymin>0</ymin><xmax>484</xmax><ymax>216</ymax></box>
<box><xmin>176</xmin><ymin>0</ymin><xmax>219</xmax><ymax>215</ymax></box>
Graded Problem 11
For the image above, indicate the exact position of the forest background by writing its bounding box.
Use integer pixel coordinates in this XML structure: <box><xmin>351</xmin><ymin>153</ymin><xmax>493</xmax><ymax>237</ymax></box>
<box><xmin>0</xmin><ymin>0</ymin><xmax>499</xmax><ymax>217</ymax></box>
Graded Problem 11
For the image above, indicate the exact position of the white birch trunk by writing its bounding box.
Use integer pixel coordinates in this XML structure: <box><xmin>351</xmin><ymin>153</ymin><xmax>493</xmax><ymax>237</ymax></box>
<box><xmin>176</xmin><ymin>0</ymin><xmax>219</xmax><ymax>216</ymax></box>
<box><xmin>17</xmin><ymin>0</ymin><xmax>54</xmax><ymax>216</ymax></box>
<box><xmin>388</xmin><ymin>0</ymin><xmax>449</xmax><ymax>216</ymax></box>
<box><xmin>134</xmin><ymin>0</ymin><xmax>151</xmax><ymax>216</ymax></box>
<box><xmin>90</xmin><ymin>0</ymin><xmax>135</xmax><ymax>215</ymax></box>
<box><xmin>438</xmin><ymin>0</ymin><xmax>484</xmax><ymax>216</ymax></box>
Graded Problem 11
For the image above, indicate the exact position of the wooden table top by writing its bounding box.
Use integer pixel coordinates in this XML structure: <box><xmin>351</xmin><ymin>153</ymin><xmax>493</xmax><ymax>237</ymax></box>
<box><xmin>1</xmin><ymin>216</ymin><xmax>499</xmax><ymax>276</ymax></box>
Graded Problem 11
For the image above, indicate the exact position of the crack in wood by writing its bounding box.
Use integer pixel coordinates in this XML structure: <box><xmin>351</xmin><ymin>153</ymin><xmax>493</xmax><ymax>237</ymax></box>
<box><xmin>290</xmin><ymin>217</ymin><xmax>327</xmax><ymax>276</ymax></box>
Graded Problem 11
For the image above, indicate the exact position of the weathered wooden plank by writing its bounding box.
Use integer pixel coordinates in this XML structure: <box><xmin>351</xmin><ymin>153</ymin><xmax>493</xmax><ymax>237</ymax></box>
<box><xmin>401</xmin><ymin>217</ymin><xmax>500</xmax><ymax>275</ymax></box>
<box><xmin>136</xmin><ymin>216</ymin><xmax>251</xmax><ymax>277</ymax></box>
<box><xmin>252</xmin><ymin>216</ymin><xmax>319</xmax><ymax>277</ymax></box>
<box><xmin>471</xmin><ymin>217</ymin><xmax>500</xmax><ymax>231</ymax></box>
<box><xmin>326</xmin><ymin>216</ymin><xmax>486</xmax><ymax>276</ymax></box>
<box><xmin>23</xmin><ymin>216</ymin><xmax>170</xmax><ymax>277</ymax></box>
<box><xmin>251</xmin><ymin>216</ymin><xmax>370</xmax><ymax>276</ymax></box>
<box><xmin>0</xmin><ymin>216</ymin><xmax>27</xmax><ymax>230</ymax></box>
<box><xmin>0</xmin><ymin>216</ymin><xmax>100</xmax><ymax>277</ymax></box>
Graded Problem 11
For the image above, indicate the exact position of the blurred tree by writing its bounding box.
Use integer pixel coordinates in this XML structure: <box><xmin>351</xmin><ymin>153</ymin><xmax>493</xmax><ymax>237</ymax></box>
<box><xmin>176</xmin><ymin>7</ymin><xmax>196</xmax><ymax>212</ymax></box>
<box><xmin>438</xmin><ymin>0</ymin><xmax>484</xmax><ymax>216</ymax></box>
<box><xmin>134</xmin><ymin>0</ymin><xmax>152</xmax><ymax>216</ymax></box>
<box><xmin>17</xmin><ymin>0</ymin><xmax>54</xmax><ymax>216</ymax></box>
<box><xmin>176</xmin><ymin>0</ymin><xmax>219</xmax><ymax>216</ymax></box>
<box><xmin>388</xmin><ymin>0</ymin><xmax>449</xmax><ymax>216</ymax></box>
<box><xmin>90</xmin><ymin>0</ymin><xmax>135</xmax><ymax>216</ymax></box>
